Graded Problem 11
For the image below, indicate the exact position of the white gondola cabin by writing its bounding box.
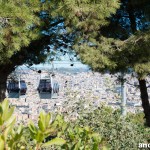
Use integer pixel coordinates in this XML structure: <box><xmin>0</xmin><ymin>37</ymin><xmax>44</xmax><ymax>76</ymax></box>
<box><xmin>37</xmin><ymin>74</ymin><xmax>59</xmax><ymax>99</ymax></box>
<box><xmin>7</xmin><ymin>79</ymin><xmax>27</xmax><ymax>96</ymax></box>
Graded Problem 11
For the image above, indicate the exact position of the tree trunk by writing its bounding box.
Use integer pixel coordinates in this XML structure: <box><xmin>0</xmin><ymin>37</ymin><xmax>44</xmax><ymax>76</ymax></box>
<box><xmin>0</xmin><ymin>65</ymin><xmax>15</xmax><ymax>102</ymax></box>
<box><xmin>0</xmin><ymin>74</ymin><xmax>8</xmax><ymax>102</ymax></box>
<box><xmin>138</xmin><ymin>79</ymin><xmax>150</xmax><ymax>127</ymax></box>
<box><xmin>127</xmin><ymin>1</ymin><xmax>150</xmax><ymax>126</ymax></box>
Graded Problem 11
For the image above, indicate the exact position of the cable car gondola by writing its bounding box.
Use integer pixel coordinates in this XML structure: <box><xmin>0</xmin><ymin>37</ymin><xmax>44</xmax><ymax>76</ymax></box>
<box><xmin>7</xmin><ymin>80</ymin><xmax>27</xmax><ymax>96</ymax></box>
<box><xmin>37</xmin><ymin>74</ymin><xmax>59</xmax><ymax>99</ymax></box>
<box><xmin>38</xmin><ymin>79</ymin><xmax>52</xmax><ymax>93</ymax></box>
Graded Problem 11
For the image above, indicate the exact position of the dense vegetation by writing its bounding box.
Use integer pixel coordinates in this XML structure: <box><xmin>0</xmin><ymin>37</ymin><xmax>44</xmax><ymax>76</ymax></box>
<box><xmin>0</xmin><ymin>99</ymin><xmax>149</xmax><ymax>150</ymax></box>
<box><xmin>0</xmin><ymin>0</ymin><xmax>119</xmax><ymax>101</ymax></box>
<box><xmin>74</xmin><ymin>0</ymin><xmax>150</xmax><ymax>126</ymax></box>
<box><xmin>1</xmin><ymin>0</ymin><xmax>150</xmax><ymax>126</ymax></box>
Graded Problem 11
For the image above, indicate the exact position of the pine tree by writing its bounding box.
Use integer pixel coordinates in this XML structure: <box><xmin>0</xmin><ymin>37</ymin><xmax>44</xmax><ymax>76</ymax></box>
<box><xmin>74</xmin><ymin>0</ymin><xmax>150</xmax><ymax>126</ymax></box>
<box><xmin>0</xmin><ymin>0</ymin><xmax>119</xmax><ymax>101</ymax></box>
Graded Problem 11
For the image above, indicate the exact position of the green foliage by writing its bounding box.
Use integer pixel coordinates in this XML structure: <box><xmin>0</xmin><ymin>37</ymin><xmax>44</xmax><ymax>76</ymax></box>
<box><xmin>0</xmin><ymin>99</ymin><xmax>16</xmax><ymax>149</ymax></box>
<box><xmin>28</xmin><ymin>110</ymin><xmax>66</xmax><ymax>149</ymax></box>
<box><xmin>119</xmin><ymin>30</ymin><xmax>150</xmax><ymax>78</ymax></box>
<box><xmin>60</xmin><ymin>125</ymin><xmax>107</xmax><ymax>150</ymax></box>
<box><xmin>76</xmin><ymin>105</ymin><xmax>150</xmax><ymax>150</ymax></box>
<box><xmin>73</xmin><ymin>0</ymin><xmax>150</xmax><ymax>78</ymax></box>
<box><xmin>52</xmin><ymin>114</ymin><xmax>107</xmax><ymax>150</ymax></box>
<box><xmin>0</xmin><ymin>0</ymin><xmax>41</xmax><ymax>63</ymax></box>
<box><xmin>0</xmin><ymin>100</ymin><xmax>65</xmax><ymax>150</ymax></box>
<box><xmin>0</xmin><ymin>100</ymin><xmax>109</xmax><ymax>150</ymax></box>
<box><xmin>74</xmin><ymin>37</ymin><xmax>118</xmax><ymax>72</ymax></box>
<box><xmin>0</xmin><ymin>99</ymin><xmax>150</xmax><ymax>150</ymax></box>
<box><xmin>0</xmin><ymin>0</ymin><xmax>120</xmax><ymax>67</ymax></box>
<box><xmin>58</xmin><ymin>91</ymin><xmax>150</xmax><ymax>149</ymax></box>
<box><xmin>52</xmin><ymin>0</ymin><xmax>120</xmax><ymax>32</ymax></box>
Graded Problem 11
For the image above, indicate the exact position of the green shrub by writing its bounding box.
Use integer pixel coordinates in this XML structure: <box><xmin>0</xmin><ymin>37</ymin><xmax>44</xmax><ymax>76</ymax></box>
<box><xmin>55</xmin><ymin>90</ymin><xmax>150</xmax><ymax>150</ymax></box>
<box><xmin>0</xmin><ymin>99</ymin><xmax>107</xmax><ymax>150</ymax></box>
<box><xmin>76</xmin><ymin>105</ymin><xmax>150</xmax><ymax>150</ymax></box>
<box><xmin>1</xmin><ymin>98</ymin><xmax>149</xmax><ymax>150</ymax></box>
<box><xmin>53</xmin><ymin>115</ymin><xmax>108</xmax><ymax>150</ymax></box>
<box><xmin>0</xmin><ymin>99</ymin><xmax>65</xmax><ymax>150</ymax></box>
<box><xmin>61</xmin><ymin>126</ymin><xmax>105</xmax><ymax>150</ymax></box>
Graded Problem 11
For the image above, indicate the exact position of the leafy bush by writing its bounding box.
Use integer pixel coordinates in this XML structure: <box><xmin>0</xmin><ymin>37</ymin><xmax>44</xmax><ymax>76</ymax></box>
<box><xmin>76</xmin><ymin>105</ymin><xmax>150</xmax><ymax>150</ymax></box>
<box><xmin>61</xmin><ymin>125</ymin><xmax>107</xmax><ymax>150</ymax></box>
<box><xmin>52</xmin><ymin>115</ymin><xmax>108</xmax><ymax>150</ymax></box>
<box><xmin>55</xmin><ymin>90</ymin><xmax>150</xmax><ymax>150</ymax></box>
<box><xmin>0</xmin><ymin>99</ymin><xmax>107</xmax><ymax>150</ymax></box>
<box><xmin>0</xmin><ymin>99</ymin><xmax>65</xmax><ymax>150</ymax></box>
<box><xmin>1</xmin><ymin>98</ymin><xmax>149</xmax><ymax>150</ymax></box>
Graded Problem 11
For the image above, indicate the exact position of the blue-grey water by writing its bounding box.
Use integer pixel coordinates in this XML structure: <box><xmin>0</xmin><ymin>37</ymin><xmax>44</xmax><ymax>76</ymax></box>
<box><xmin>17</xmin><ymin>61</ymin><xmax>91</xmax><ymax>74</ymax></box>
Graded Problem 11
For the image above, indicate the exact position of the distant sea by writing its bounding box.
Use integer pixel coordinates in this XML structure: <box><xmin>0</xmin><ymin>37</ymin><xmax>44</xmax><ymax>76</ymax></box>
<box><xmin>17</xmin><ymin>61</ymin><xmax>91</xmax><ymax>74</ymax></box>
